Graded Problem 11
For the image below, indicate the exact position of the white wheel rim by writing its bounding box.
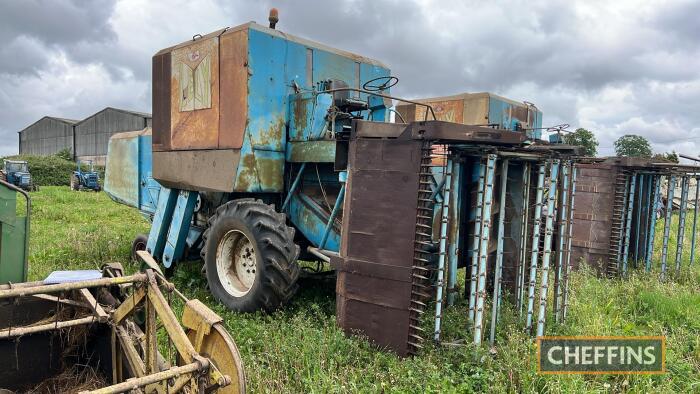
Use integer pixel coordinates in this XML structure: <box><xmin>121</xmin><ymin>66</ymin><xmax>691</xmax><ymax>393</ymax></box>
<box><xmin>216</xmin><ymin>230</ymin><xmax>257</xmax><ymax>297</ymax></box>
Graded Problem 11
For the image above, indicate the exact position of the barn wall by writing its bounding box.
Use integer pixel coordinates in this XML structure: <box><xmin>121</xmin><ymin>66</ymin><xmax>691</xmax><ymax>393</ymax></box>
<box><xmin>74</xmin><ymin>109</ymin><xmax>150</xmax><ymax>161</ymax></box>
<box><xmin>19</xmin><ymin>118</ymin><xmax>74</xmax><ymax>156</ymax></box>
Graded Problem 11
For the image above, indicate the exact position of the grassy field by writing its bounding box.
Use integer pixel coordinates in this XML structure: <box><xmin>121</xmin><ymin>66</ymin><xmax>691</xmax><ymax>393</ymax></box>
<box><xmin>24</xmin><ymin>187</ymin><xmax>700</xmax><ymax>393</ymax></box>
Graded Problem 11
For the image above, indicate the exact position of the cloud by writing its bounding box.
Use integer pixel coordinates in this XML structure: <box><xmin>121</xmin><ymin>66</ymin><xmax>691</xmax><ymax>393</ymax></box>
<box><xmin>0</xmin><ymin>0</ymin><xmax>698</xmax><ymax>159</ymax></box>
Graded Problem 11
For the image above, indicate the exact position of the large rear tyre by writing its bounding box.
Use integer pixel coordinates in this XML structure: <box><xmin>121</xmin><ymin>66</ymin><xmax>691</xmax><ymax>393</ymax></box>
<box><xmin>70</xmin><ymin>175</ymin><xmax>79</xmax><ymax>191</ymax></box>
<box><xmin>202</xmin><ymin>199</ymin><xmax>300</xmax><ymax>312</ymax></box>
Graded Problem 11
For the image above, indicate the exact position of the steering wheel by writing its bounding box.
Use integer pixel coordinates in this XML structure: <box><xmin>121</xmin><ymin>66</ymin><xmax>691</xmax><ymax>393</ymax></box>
<box><xmin>362</xmin><ymin>76</ymin><xmax>399</xmax><ymax>92</ymax></box>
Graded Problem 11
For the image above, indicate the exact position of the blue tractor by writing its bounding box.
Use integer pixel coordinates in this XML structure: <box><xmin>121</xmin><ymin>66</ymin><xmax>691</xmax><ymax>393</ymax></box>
<box><xmin>1</xmin><ymin>160</ymin><xmax>36</xmax><ymax>191</ymax></box>
<box><xmin>105</xmin><ymin>15</ymin><xmax>545</xmax><ymax>317</ymax></box>
<box><xmin>70</xmin><ymin>160</ymin><xmax>101</xmax><ymax>191</ymax></box>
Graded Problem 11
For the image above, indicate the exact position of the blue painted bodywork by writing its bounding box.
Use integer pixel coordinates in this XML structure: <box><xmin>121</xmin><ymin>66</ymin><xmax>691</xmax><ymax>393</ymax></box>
<box><xmin>104</xmin><ymin>131</ymin><xmax>161</xmax><ymax>214</ymax></box>
<box><xmin>232</xmin><ymin>26</ymin><xmax>391</xmax><ymax>193</ymax></box>
<box><xmin>162</xmin><ymin>190</ymin><xmax>199</xmax><ymax>267</ymax></box>
<box><xmin>72</xmin><ymin>160</ymin><xmax>101</xmax><ymax>191</ymax></box>
<box><xmin>3</xmin><ymin>161</ymin><xmax>32</xmax><ymax>191</ymax></box>
<box><xmin>487</xmin><ymin>95</ymin><xmax>543</xmax><ymax>138</ymax></box>
<box><xmin>106</xmin><ymin>23</ymin><xmax>546</xmax><ymax>271</ymax></box>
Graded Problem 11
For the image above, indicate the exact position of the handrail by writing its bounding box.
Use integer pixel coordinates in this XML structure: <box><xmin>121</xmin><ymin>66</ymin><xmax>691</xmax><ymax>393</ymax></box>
<box><xmin>320</xmin><ymin>87</ymin><xmax>437</xmax><ymax>121</ymax></box>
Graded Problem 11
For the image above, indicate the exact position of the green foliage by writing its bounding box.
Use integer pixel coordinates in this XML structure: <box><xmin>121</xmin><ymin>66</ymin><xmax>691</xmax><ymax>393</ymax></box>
<box><xmin>563</xmin><ymin>128</ymin><xmax>599</xmax><ymax>156</ymax></box>
<box><xmin>652</xmin><ymin>151</ymin><xmax>679</xmax><ymax>163</ymax></box>
<box><xmin>55</xmin><ymin>148</ymin><xmax>73</xmax><ymax>161</ymax></box>
<box><xmin>3</xmin><ymin>154</ymin><xmax>75</xmax><ymax>186</ymax></box>
<box><xmin>24</xmin><ymin>187</ymin><xmax>700</xmax><ymax>392</ymax></box>
<box><xmin>1</xmin><ymin>154</ymin><xmax>104</xmax><ymax>186</ymax></box>
<box><xmin>614</xmin><ymin>134</ymin><xmax>653</xmax><ymax>158</ymax></box>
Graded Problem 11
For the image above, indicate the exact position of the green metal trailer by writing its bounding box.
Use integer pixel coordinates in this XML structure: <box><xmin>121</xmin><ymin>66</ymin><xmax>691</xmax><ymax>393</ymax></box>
<box><xmin>0</xmin><ymin>179</ymin><xmax>30</xmax><ymax>284</ymax></box>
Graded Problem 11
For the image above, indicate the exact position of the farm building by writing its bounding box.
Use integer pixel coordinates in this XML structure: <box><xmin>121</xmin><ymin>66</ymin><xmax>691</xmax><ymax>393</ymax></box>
<box><xmin>74</xmin><ymin>107</ymin><xmax>152</xmax><ymax>164</ymax></box>
<box><xmin>18</xmin><ymin>116</ymin><xmax>77</xmax><ymax>156</ymax></box>
<box><xmin>17</xmin><ymin>108</ymin><xmax>151</xmax><ymax>164</ymax></box>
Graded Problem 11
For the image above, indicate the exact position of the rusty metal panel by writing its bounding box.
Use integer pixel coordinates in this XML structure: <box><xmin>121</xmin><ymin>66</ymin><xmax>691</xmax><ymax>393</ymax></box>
<box><xmin>152</xmin><ymin>51</ymin><xmax>171</xmax><ymax>151</ymax></box>
<box><xmin>336</xmin><ymin>133</ymin><xmax>423</xmax><ymax>357</ymax></box>
<box><xmin>461</xmin><ymin>94</ymin><xmax>490</xmax><ymax>125</ymax></box>
<box><xmin>423</xmin><ymin>99</ymin><xmax>464</xmax><ymax>123</ymax></box>
<box><xmin>169</xmin><ymin>36</ymin><xmax>220</xmax><ymax>150</ymax></box>
<box><xmin>409</xmin><ymin>121</ymin><xmax>527</xmax><ymax>144</ymax></box>
<box><xmin>395</xmin><ymin>93</ymin><xmax>488</xmax><ymax>125</ymax></box>
<box><xmin>500</xmin><ymin>162</ymin><xmax>526</xmax><ymax>297</ymax></box>
<box><xmin>153</xmin><ymin>150</ymin><xmax>240</xmax><ymax>192</ymax></box>
<box><xmin>219</xmin><ymin>28</ymin><xmax>249</xmax><ymax>149</ymax></box>
<box><xmin>570</xmin><ymin>163</ymin><xmax>620</xmax><ymax>270</ymax></box>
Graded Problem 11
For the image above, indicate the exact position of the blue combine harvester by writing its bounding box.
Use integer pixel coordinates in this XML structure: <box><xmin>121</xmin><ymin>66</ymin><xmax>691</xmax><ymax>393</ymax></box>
<box><xmin>105</xmin><ymin>12</ymin><xmax>574</xmax><ymax>355</ymax></box>
<box><xmin>105</xmin><ymin>18</ymin><xmax>543</xmax><ymax>310</ymax></box>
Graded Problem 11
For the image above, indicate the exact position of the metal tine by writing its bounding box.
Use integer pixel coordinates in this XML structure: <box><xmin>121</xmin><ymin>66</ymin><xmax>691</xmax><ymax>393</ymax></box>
<box><xmin>434</xmin><ymin>155</ymin><xmax>453</xmax><ymax>341</ymax></box>
<box><xmin>617</xmin><ymin>175</ymin><xmax>631</xmax><ymax>265</ymax></box>
<box><xmin>468</xmin><ymin>160</ymin><xmax>486</xmax><ymax>321</ymax></box>
<box><xmin>409</xmin><ymin>141</ymin><xmax>438</xmax><ymax>353</ymax></box>
<box><xmin>621</xmin><ymin>173</ymin><xmax>637</xmax><ymax>276</ymax></box>
<box><xmin>447</xmin><ymin>158</ymin><xmax>462</xmax><ymax>307</ymax></box>
<box><xmin>690</xmin><ymin>175</ymin><xmax>699</xmax><ymax>267</ymax></box>
<box><xmin>607</xmin><ymin>171</ymin><xmax>629</xmax><ymax>275</ymax></box>
<box><xmin>661</xmin><ymin>175</ymin><xmax>676</xmax><ymax>281</ymax></box>
<box><xmin>633</xmin><ymin>174</ymin><xmax>644</xmax><ymax>266</ymax></box>
<box><xmin>517</xmin><ymin>162</ymin><xmax>532</xmax><ymax>316</ymax></box>
<box><xmin>554</xmin><ymin>162</ymin><xmax>570</xmax><ymax>323</ymax></box>
<box><xmin>640</xmin><ymin>175</ymin><xmax>652</xmax><ymax>269</ymax></box>
<box><xmin>474</xmin><ymin>154</ymin><xmax>497</xmax><ymax>346</ymax></box>
<box><xmin>562</xmin><ymin>164</ymin><xmax>577</xmax><ymax>322</ymax></box>
<box><xmin>675</xmin><ymin>176</ymin><xmax>690</xmax><ymax>274</ymax></box>
<box><xmin>526</xmin><ymin>162</ymin><xmax>546</xmax><ymax>331</ymax></box>
<box><xmin>536</xmin><ymin>160</ymin><xmax>560</xmax><ymax>338</ymax></box>
<box><xmin>489</xmin><ymin>159</ymin><xmax>509</xmax><ymax>347</ymax></box>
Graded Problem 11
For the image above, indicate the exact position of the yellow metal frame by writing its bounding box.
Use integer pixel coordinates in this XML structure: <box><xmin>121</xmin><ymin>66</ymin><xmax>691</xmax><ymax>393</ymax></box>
<box><xmin>0</xmin><ymin>251</ymin><xmax>243</xmax><ymax>394</ymax></box>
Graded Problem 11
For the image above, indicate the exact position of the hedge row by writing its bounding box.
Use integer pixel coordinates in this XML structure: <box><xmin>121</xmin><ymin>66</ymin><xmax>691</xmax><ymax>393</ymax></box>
<box><xmin>2</xmin><ymin>154</ymin><xmax>105</xmax><ymax>186</ymax></box>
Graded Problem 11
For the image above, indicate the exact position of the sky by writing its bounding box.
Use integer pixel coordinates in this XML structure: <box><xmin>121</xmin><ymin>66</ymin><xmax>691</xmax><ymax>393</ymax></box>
<box><xmin>1</xmin><ymin>0</ymin><xmax>699</xmax><ymax>160</ymax></box>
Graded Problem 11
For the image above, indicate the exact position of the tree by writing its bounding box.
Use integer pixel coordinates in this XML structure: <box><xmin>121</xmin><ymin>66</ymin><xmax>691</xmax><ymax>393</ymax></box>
<box><xmin>563</xmin><ymin>128</ymin><xmax>599</xmax><ymax>156</ymax></box>
<box><xmin>614</xmin><ymin>135</ymin><xmax>652</xmax><ymax>158</ymax></box>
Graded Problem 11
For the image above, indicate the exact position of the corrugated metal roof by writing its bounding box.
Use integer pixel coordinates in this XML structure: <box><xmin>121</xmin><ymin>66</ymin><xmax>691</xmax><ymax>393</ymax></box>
<box><xmin>19</xmin><ymin>116</ymin><xmax>79</xmax><ymax>133</ymax></box>
<box><xmin>75</xmin><ymin>107</ymin><xmax>152</xmax><ymax>126</ymax></box>
<box><xmin>53</xmin><ymin>117</ymin><xmax>80</xmax><ymax>124</ymax></box>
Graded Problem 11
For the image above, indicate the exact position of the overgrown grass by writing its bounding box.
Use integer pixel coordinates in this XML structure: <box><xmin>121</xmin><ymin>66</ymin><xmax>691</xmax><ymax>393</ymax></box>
<box><xmin>25</xmin><ymin>187</ymin><xmax>700</xmax><ymax>393</ymax></box>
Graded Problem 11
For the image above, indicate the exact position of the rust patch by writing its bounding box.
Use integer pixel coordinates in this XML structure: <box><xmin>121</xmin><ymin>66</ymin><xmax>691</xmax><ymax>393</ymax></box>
<box><xmin>292</xmin><ymin>96</ymin><xmax>310</xmax><ymax>138</ymax></box>
<box><xmin>219</xmin><ymin>29</ymin><xmax>249</xmax><ymax>149</ymax></box>
<box><xmin>511</xmin><ymin>105</ymin><xmax>529</xmax><ymax>124</ymax></box>
<box><xmin>153</xmin><ymin>149</ymin><xmax>239</xmax><ymax>192</ymax></box>
<box><xmin>398</xmin><ymin>99</ymin><xmax>464</xmax><ymax>123</ymax></box>
<box><xmin>152</xmin><ymin>52</ymin><xmax>171</xmax><ymax>151</ymax></box>
<box><xmin>169</xmin><ymin>36</ymin><xmax>220</xmax><ymax>150</ymax></box>
<box><xmin>234</xmin><ymin>153</ymin><xmax>256</xmax><ymax>192</ymax></box>
<box><xmin>232</xmin><ymin>153</ymin><xmax>283</xmax><ymax>192</ymax></box>
<box><xmin>255</xmin><ymin>156</ymin><xmax>284</xmax><ymax>191</ymax></box>
<box><xmin>253</xmin><ymin>115</ymin><xmax>286</xmax><ymax>150</ymax></box>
